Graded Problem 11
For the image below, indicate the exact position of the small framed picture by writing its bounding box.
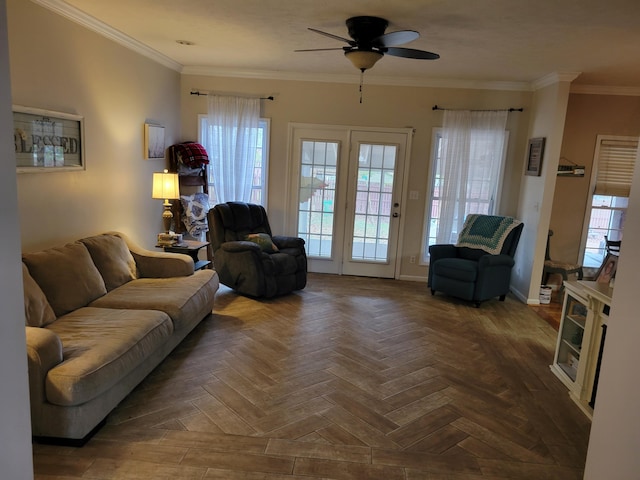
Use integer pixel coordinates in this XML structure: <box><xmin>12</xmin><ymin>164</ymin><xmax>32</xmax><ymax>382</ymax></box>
<box><xmin>525</xmin><ymin>137</ymin><xmax>546</xmax><ymax>176</ymax></box>
<box><xmin>595</xmin><ymin>253</ymin><xmax>618</xmax><ymax>284</ymax></box>
<box><xmin>144</xmin><ymin>123</ymin><xmax>165</xmax><ymax>159</ymax></box>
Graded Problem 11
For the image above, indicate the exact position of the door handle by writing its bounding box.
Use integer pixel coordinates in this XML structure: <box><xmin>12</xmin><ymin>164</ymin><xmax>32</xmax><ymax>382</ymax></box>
<box><xmin>393</xmin><ymin>213</ymin><xmax>399</xmax><ymax>217</ymax></box>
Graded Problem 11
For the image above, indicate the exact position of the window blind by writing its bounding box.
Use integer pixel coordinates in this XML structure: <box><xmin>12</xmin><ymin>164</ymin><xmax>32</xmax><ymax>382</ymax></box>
<box><xmin>594</xmin><ymin>137</ymin><xmax>638</xmax><ymax>197</ymax></box>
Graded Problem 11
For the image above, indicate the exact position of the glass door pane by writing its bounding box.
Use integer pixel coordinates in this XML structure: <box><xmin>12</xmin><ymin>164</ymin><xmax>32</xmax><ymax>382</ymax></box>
<box><xmin>351</xmin><ymin>144</ymin><xmax>396</xmax><ymax>262</ymax></box>
<box><xmin>297</xmin><ymin>140</ymin><xmax>338</xmax><ymax>258</ymax></box>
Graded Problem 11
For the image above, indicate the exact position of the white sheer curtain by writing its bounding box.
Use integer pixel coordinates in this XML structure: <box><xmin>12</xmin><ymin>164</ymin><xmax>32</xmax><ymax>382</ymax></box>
<box><xmin>203</xmin><ymin>95</ymin><xmax>260</xmax><ymax>203</ymax></box>
<box><xmin>436</xmin><ymin>109</ymin><xmax>508</xmax><ymax>243</ymax></box>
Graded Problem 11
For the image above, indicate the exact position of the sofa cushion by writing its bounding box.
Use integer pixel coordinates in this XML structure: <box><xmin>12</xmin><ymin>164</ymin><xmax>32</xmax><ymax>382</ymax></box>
<box><xmin>245</xmin><ymin>233</ymin><xmax>279</xmax><ymax>253</ymax></box>
<box><xmin>23</xmin><ymin>242</ymin><xmax>107</xmax><ymax>317</ymax></box>
<box><xmin>432</xmin><ymin>258</ymin><xmax>478</xmax><ymax>283</ymax></box>
<box><xmin>22</xmin><ymin>263</ymin><xmax>56</xmax><ymax>327</ymax></box>
<box><xmin>457</xmin><ymin>247</ymin><xmax>488</xmax><ymax>261</ymax></box>
<box><xmin>267</xmin><ymin>252</ymin><xmax>298</xmax><ymax>275</ymax></box>
<box><xmin>45</xmin><ymin>307</ymin><xmax>173</xmax><ymax>406</ymax></box>
<box><xmin>80</xmin><ymin>233</ymin><xmax>137</xmax><ymax>291</ymax></box>
<box><xmin>89</xmin><ymin>269</ymin><xmax>217</xmax><ymax>331</ymax></box>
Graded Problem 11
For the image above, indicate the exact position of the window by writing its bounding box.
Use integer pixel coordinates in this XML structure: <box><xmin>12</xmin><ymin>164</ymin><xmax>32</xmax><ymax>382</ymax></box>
<box><xmin>423</xmin><ymin>125</ymin><xmax>508</xmax><ymax>262</ymax></box>
<box><xmin>581</xmin><ymin>135</ymin><xmax>638</xmax><ymax>267</ymax></box>
<box><xmin>198</xmin><ymin>115</ymin><xmax>270</xmax><ymax>206</ymax></box>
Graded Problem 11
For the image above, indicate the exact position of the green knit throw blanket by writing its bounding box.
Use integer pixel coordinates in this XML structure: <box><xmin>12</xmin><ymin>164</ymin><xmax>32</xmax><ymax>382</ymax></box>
<box><xmin>456</xmin><ymin>214</ymin><xmax>521</xmax><ymax>255</ymax></box>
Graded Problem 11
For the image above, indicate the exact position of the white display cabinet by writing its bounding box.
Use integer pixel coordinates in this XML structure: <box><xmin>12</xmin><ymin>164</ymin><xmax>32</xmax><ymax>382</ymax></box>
<box><xmin>550</xmin><ymin>280</ymin><xmax>612</xmax><ymax>418</ymax></box>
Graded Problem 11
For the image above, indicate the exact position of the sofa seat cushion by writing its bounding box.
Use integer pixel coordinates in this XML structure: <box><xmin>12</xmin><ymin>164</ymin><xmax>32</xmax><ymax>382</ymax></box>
<box><xmin>432</xmin><ymin>258</ymin><xmax>478</xmax><ymax>283</ymax></box>
<box><xmin>89</xmin><ymin>270</ymin><xmax>217</xmax><ymax>331</ymax></box>
<box><xmin>45</xmin><ymin>307</ymin><xmax>172</xmax><ymax>407</ymax></box>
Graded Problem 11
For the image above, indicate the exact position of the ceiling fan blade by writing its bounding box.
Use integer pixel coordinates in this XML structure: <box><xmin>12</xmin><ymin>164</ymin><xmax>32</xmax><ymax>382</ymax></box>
<box><xmin>294</xmin><ymin>47</ymin><xmax>347</xmax><ymax>52</ymax></box>
<box><xmin>385</xmin><ymin>47</ymin><xmax>440</xmax><ymax>60</ymax></box>
<box><xmin>308</xmin><ymin>28</ymin><xmax>355</xmax><ymax>46</ymax></box>
<box><xmin>372</xmin><ymin>30</ymin><xmax>419</xmax><ymax>47</ymax></box>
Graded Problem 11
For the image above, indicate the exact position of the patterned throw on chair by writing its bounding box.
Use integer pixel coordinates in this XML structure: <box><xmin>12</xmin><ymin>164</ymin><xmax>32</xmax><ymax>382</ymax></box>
<box><xmin>455</xmin><ymin>214</ymin><xmax>522</xmax><ymax>255</ymax></box>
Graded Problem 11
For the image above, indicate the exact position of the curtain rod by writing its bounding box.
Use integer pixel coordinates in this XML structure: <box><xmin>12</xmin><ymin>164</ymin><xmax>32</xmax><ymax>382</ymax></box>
<box><xmin>432</xmin><ymin>104</ymin><xmax>523</xmax><ymax>112</ymax></box>
<box><xmin>190</xmin><ymin>89</ymin><xmax>274</xmax><ymax>101</ymax></box>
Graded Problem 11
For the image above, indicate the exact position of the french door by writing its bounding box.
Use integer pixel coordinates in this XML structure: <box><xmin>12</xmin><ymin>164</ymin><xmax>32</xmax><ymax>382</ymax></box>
<box><xmin>289</xmin><ymin>124</ymin><xmax>411</xmax><ymax>278</ymax></box>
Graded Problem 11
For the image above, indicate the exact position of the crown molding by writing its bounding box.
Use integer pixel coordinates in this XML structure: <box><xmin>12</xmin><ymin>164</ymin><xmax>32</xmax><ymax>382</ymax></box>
<box><xmin>31</xmin><ymin>0</ymin><xmax>183</xmax><ymax>72</ymax></box>
<box><xmin>532</xmin><ymin>72</ymin><xmax>582</xmax><ymax>90</ymax></box>
<box><xmin>181</xmin><ymin>65</ymin><xmax>532</xmax><ymax>92</ymax></box>
<box><xmin>570</xmin><ymin>84</ymin><xmax>640</xmax><ymax>96</ymax></box>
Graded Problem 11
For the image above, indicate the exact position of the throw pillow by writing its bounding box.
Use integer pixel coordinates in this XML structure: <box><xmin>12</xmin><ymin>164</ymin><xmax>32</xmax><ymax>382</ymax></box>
<box><xmin>22</xmin><ymin>263</ymin><xmax>56</xmax><ymax>327</ymax></box>
<box><xmin>80</xmin><ymin>234</ymin><xmax>137</xmax><ymax>291</ymax></box>
<box><xmin>244</xmin><ymin>233</ymin><xmax>279</xmax><ymax>253</ymax></box>
<box><xmin>180</xmin><ymin>193</ymin><xmax>210</xmax><ymax>236</ymax></box>
<box><xmin>22</xmin><ymin>242</ymin><xmax>107</xmax><ymax>317</ymax></box>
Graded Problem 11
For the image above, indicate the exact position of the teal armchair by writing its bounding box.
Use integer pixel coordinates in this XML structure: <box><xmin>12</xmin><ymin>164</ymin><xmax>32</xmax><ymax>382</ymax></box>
<box><xmin>428</xmin><ymin>215</ymin><xmax>523</xmax><ymax>307</ymax></box>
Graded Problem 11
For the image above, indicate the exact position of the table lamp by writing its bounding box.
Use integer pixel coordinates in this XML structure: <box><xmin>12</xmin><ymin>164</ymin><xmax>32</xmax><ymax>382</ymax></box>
<box><xmin>152</xmin><ymin>169</ymin><xmax>180</xmax><ymax>233</ymax></box>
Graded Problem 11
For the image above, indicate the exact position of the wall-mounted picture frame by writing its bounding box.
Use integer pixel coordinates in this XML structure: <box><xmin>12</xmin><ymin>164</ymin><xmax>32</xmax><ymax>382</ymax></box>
<box><xmin>13</xmin><ymin>105</ymin><xmax>85</xmax><ymax>173</ymax></box>
<box><xmin>525</xmin><ymin>137</ymin><xmax>546</xmax><ymax>176</ymax></box>
<box><xmin>144</xmin><ymin>123</ymin><xmax>165</xmax><ymax>159</ymax></box>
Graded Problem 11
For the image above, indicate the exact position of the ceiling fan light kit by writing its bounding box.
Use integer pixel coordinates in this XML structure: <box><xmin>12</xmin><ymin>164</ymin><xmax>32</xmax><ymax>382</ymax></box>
<box><xmin>344</xmin><ymin>50</ymin><xmax>384</xmax><ymax>71</ymax></box>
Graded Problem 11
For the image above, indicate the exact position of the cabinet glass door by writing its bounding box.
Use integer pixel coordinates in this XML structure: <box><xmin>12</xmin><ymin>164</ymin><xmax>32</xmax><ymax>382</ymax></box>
<box><xmin>557</xmin><ymin>294</ymin><xmax>588</xmax><ymax>382</ymax></box>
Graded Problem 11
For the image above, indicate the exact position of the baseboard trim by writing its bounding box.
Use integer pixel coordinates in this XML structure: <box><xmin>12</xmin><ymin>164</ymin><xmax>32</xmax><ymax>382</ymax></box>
<box><xmin>397</xmin><ymin>275</ymin><xmax>428</xmax><ymax>283</ymax></box>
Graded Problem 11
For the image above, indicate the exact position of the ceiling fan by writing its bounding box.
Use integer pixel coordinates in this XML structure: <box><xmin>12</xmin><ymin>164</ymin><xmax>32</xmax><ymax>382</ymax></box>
<box><xmin>296</xmin><ymin>16</ymin><xmax>440</xmax><ymax>72</ymax></box>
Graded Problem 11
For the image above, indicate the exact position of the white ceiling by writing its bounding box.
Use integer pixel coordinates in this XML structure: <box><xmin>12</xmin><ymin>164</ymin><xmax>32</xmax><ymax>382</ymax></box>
<box><xmin>37</xmin><ymin>0</ymin><xmax>640</xmax><ymax>92</ymax></box>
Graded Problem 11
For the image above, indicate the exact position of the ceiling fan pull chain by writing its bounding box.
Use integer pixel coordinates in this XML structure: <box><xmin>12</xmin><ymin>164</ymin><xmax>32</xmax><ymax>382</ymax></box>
<box><xmin>359</xmin><ymin>69</ymin><xmax>364</xmax><ymax>104</ymax></box>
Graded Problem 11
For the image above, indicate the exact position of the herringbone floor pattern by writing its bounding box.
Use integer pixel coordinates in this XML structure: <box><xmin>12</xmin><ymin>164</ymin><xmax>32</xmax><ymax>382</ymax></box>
<box><xmin>33</xmin><ymin>274</ymin><xmax>591</xmax><ymax>479</ymax></box>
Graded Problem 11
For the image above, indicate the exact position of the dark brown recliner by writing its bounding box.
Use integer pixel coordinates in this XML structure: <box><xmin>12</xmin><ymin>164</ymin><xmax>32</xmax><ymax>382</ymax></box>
<box><xmin>207</xmin><ymin>202</ymin><xmax>307</xmax><ymax>298</ymax></box>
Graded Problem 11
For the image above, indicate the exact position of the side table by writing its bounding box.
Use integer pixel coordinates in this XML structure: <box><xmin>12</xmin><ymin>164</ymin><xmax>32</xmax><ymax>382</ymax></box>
<box><xmin>158</xmin><ymin>240</ymin><xmax>211</xmax><ymax>271</ymax></box>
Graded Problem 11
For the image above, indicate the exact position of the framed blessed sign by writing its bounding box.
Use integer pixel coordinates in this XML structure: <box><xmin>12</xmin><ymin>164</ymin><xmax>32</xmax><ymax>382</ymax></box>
<box><xmin>13</xmin><ymin>106</ymin><xmax>85</xmax><ymax>173</ymax></box>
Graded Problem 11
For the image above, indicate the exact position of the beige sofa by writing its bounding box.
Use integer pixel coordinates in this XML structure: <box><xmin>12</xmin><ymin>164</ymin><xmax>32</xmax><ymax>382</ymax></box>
<box><xmin>21</xmin><ymin>232</ymin><xmax>219</xmax><ymax>442</ymax></box>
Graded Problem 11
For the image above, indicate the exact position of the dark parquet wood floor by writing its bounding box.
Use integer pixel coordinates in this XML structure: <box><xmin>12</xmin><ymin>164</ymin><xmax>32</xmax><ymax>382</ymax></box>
<box><xmin>33</xmin><ymin>273</ymin><xmax>591</xmax><ymax>479</ymax></box>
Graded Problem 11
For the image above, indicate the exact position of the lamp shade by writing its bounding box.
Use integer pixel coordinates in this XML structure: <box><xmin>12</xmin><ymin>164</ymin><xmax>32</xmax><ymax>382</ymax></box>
<box><xmin>344</xmin><ymin>50</ymin><xmax>383</xmax><ymax>71</ymax></box>
<box><xmin>152</xmin><ymin>169</ymin><xmax>180</xmax><ymax>200</ymax></box>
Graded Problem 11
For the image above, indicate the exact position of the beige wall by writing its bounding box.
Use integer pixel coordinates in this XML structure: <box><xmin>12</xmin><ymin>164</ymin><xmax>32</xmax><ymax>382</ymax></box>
<box><xmin>512</xmin><ymin>80</ymin><xmax>572</xmax><ymax>302</ymax></box>
<box><xmin>550</xmin><ymin>93</ymin><xmax>640</xmax><ymax>264</ymax></box>
<box><xmin>180</xmin><ymin>75</ymin><xmax>532</xmax><ymax>278</ymax></box>
<box><xmin>8</xmin><ymin>0</ymin><xmax>181</xmax><ymax>252</ymax></box>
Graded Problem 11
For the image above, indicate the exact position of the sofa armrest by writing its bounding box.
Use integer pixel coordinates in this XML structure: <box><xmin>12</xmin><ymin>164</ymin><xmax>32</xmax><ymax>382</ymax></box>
<box><xmin>110</xmin><ymin>231</ymin><xmax>194</xmax><ymax>278</ymax></box>
<box><xmin>427</xmin><ymin>244</ymin><xmax>458</xmax><ymax>287</ymax></box>
<box><xmin>129</xmin><ymin>250</ymin><xmax>194</xmax><ymax>278</ymax></box>
<box><xmin>220</xmin><ymin>240</ymin><xmax>262</xmax><ymax>254</ymax></box>
<box><xmin>272</xmin><ymin>236</ymin><xmax>305</xmax><ymax>250</ymax></box>
<box><xmin>477</xmin><ymin>254</ymin><xmax>515</xmax><ymax>269</ymax></box>
<box><xmin>26</xmin><ymin>326</ymin><xmax>63</xmax><ymax>406</ymax></box>
<box><xmin>428</xmin><ymin>244</ymin><xmax>457</xmax><ymax>261</ymax></box>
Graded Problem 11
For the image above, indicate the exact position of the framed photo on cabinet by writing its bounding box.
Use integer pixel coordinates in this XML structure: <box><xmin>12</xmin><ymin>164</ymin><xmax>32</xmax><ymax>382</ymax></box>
<box><xmin>595</xmin><ymin>253</ymin><xmax>618</xmax><ymax>285</ymax></box>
